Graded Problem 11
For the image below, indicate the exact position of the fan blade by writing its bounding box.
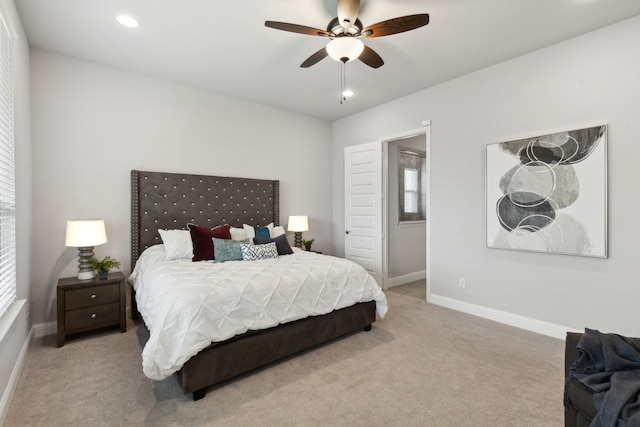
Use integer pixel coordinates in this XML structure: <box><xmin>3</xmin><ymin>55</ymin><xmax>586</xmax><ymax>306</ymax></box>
<box><xmin>358</xmin><ymin>45</ymin><xmax>384</xmax><ymax>69</ymax></box>
<box><xmin>337</xmin><ymin>0</ymin><xmax>360</xmax><ymax>31</ymax></box>
<box><xmin>362</xmin><ymin>14</ymin><xmax>429</xmax><ymax>38</ymax></box>
<box><xmin>265</xmin><ymin>21</ymin><xmax>331</xmax><ymax>37</ymax></box>
<box><xmin>300</xmin><ymin>48</ymin><xmax>328</xmax><ymax>68</ymax></box>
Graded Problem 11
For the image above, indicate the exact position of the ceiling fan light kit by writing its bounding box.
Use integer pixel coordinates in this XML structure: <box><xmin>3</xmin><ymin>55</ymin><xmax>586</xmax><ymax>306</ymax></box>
<box><xmin>326</xmin><ymin>37</ymin><xmax>364</xmax><ymax>63</ymax></box>
<box><xmin>265</xmin><ymin>0</ymin><xmax>429</xmax><ymax>102</ymax></box>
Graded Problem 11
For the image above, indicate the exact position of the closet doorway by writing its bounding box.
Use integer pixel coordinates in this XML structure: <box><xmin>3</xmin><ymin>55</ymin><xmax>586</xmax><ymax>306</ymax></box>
<box><xmin>382</xmin><ymin>128</ymin><xmax>429</xmax><ymax>300</ymax></box>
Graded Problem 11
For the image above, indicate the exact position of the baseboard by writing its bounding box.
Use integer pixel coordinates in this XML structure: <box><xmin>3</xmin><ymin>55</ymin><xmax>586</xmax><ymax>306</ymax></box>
<box><xmin>33</xmin><ymin>321</ymin><xmax>56</xmax><ymax>338</ymax></box>
<box><xmin>387</xmin><ymin>270</ymin><xmax>426</xmax><ymax>288</ymax></box>
<box><xmin>0</xmin><ymin>318</ymin><xmax>33</xmax><ymax>426</ymax></box>
<box><xmin>429</xmin><ymin>294</ymin><xmax>581</xmax><ymax>339</ymax></box>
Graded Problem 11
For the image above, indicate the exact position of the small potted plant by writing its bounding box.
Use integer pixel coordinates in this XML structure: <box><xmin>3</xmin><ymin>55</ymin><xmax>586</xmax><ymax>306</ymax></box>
<box><xmin>302</xmin><ymin>238</ymin><xmax>315</xmax><ymax>251</ymax></box>
<box><xmin>89</xmin><ymin>255</ymin><xmax>121</xmax><ymax>280</ymax></box>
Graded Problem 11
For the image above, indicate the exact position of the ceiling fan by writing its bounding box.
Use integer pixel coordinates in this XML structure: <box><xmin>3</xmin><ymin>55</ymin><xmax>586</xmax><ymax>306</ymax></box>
<box><xmin>264</xmin><ymin>0</ymin><xmax>430</xmax><ymax>69</ymax></box>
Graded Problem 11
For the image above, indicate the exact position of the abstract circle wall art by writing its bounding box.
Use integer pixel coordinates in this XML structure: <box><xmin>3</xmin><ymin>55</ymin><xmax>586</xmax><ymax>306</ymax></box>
<box><xmin>486</xmin><ymin>124</ymin><xmax>607</xmax><ymax>257</ymax></box>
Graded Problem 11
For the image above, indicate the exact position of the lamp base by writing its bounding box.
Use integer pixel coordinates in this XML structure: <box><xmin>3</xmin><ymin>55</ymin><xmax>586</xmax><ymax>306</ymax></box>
<box><xmin>77</xmin><ymin>246</ymin><xmax>95</xmax><ymax>280</ymax></box>
<box><xmin>294</xmin><ymin>232</ymin><xmax>303</xmax><ymax>249</ymax></box>
<box><xmin>77</xmin><ymin>270</ymin><xmax>96</xmax><ymax>280</ymax></box>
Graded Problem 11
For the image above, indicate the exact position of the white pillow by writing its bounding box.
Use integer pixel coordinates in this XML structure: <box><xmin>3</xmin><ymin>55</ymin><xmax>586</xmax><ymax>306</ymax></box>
<box><xmin>243</xmin><ymin>222</ymin><xmax>274</xmax><ymax>239</ymax></box>
<box><xmin>230</xmin><ymin>226</ymin><xmax>246</xmax><ymax>241</ymax></box>
<box><xmin>271</xmin><ymin>225</ymin><xmax>285</xmax><ymax>237</ymax></box>
<box><xmin>158</xmin><ymin>229</ymin><xmax>193</xmax><ymax>260</ymax></box>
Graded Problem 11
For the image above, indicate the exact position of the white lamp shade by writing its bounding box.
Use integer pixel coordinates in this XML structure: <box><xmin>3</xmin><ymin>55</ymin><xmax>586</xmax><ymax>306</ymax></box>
<box><xmin>65</xmin><ymin>219</ymin><xmax>108</xmax><ymax>247</ymax></box>
<box><xmin>287</xmin><ymin>216</ymin><xmax>309</xmax><ymax>232</ymax></box>
<box><xmin>326</xmin><ymin>37</ymin><xmax>364</xmax><ymax>63</ymax></box>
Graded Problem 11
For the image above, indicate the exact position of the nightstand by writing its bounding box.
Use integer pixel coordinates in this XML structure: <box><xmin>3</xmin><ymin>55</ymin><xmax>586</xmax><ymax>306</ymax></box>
<box><xmin>57</xmin><ymin>271</ymin><xmax>126</xmax><ymax>347</ymax></box>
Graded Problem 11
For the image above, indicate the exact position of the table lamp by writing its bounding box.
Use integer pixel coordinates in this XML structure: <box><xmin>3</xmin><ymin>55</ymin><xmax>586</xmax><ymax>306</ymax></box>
<box><xmin>65</xmin><ymin>219</ymin><xmax>108</xmax><ymax>280</ymax></box>
<box><xmin>287</xmin><ymin>215</ymin><xmax>308</xmax><ymax>249</ymax></box>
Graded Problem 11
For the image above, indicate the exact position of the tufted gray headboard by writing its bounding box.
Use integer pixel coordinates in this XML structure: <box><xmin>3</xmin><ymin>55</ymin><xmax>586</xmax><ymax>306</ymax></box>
<box><xmin>131</xmin><ymin>170</ymin><xmax>279</xmax><ymax>267</ymax></box>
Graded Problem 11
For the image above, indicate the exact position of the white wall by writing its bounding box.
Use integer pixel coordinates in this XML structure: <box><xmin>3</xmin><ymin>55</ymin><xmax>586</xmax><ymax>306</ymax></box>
<box><xmin>0</xmin><ymin>0</ymin><xmax>31</xmax><ymax>422</ymax></box>
<box><xmin>29</xmin><ymin>50</ymin><xmax>332</xmax><ymax>325</ymax></box>
<box><xmin>332</xmin><ymin>15</ymin><xmax>640</xmax><ymax>337</ymax></box>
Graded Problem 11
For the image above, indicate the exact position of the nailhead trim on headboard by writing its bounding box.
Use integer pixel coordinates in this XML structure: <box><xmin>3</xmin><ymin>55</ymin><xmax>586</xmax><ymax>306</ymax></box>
<box><xmin>131</xmin><ymin>170</ymin><xmax>280</xmax><ymax>267</ymax></box>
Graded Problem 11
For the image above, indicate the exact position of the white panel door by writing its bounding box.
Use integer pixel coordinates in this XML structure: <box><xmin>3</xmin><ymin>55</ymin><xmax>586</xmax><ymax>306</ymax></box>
<box><xmin>344</xmin><ymin>142</ymin><xmax>382</xmax><ymax>285</ymax></box>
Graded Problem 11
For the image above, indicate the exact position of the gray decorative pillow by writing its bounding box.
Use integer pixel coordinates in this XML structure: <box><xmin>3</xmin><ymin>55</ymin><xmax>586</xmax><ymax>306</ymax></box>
<box><xmin>213</xmin><ymin>237</ymin><xmax>249</xmax><ymax>262</ymax></box>
<box><xmin>241</xmin><ymin>242</ymin><xmax>279</xmax><ymax>261</ymax></box>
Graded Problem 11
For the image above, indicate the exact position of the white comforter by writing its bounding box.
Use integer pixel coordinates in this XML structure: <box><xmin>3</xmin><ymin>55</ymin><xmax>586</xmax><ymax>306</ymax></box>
<box><xmin>129</xmin><ymin>245</ymin><xmax>388</xmax><ymax>380</ymax></box>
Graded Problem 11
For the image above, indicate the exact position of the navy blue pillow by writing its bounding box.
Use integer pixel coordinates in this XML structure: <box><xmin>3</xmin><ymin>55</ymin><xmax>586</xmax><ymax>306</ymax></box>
<box><xmin>253</xmin><ymin>234</ymin><xmax>293</xmax><ymax>255</ymax></box>
<box><xmin>254</xmin><ymin>227</ymin><xmax>270</xmax><ymax>237</ymax></box>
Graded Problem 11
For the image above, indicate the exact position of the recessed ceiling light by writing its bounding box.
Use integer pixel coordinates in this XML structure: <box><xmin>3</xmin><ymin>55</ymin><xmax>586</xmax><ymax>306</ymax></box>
<box><xmin>343</xmin><ymin>90</ymin><xmax>355</xmax><ymax>97</ymax></box>
<box><xmin>116</xmin><ymin>15</ymin><xmax>139</xmax><ymax>28</ymax></box>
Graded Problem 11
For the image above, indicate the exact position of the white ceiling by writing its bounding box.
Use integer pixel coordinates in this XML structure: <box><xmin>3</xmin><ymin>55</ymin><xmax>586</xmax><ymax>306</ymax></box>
<box><xmin>15</xmin><ymin>0</ymin><xmax>640</xmax><ymax>122</ymax></box>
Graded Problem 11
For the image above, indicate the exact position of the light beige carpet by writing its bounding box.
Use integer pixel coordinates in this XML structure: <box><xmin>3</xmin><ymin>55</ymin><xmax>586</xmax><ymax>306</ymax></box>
<box><xmin>4</xmin><ymin>292</ymin><xmax>565</xmax><ymax>426</ymax></box>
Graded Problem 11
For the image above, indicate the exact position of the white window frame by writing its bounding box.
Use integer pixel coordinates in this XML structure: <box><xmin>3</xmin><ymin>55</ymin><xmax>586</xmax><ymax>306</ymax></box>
<box><xmin>0</xmin><ymin>11</ymin><xmax>15</xmax><ymax>319</ymax></box>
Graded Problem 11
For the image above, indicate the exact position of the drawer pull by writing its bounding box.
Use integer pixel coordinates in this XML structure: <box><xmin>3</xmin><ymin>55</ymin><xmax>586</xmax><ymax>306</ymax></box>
<box><xmin>91</xmin><ymin>313</ymin><xmax>97</xmax><ymax>319</ymax></box>
<box><xmin>91</xmin><ymin>294</ymin><xmax>97</xmax><ymax>299</ymax></box>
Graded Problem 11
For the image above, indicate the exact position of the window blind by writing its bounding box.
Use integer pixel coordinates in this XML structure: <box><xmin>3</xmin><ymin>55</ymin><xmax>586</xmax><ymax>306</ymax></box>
<box><xmin>403</xmin><ymin>168</ymin><xmax>419</xmax><ymax>213</ymax></box>
<box><xmin>0</xmin><ymin>13</ymin><xmax>15</xmax><ymax>318</ymax></box>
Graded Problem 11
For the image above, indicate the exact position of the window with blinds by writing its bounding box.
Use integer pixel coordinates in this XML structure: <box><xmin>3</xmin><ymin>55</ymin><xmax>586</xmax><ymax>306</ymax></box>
<box><xmin>399</xmin><ymin>147</ymin><xmax>426</xmax><ymax>223</ymax></box>
<box><xmin>0</xmin><ymin>13</ymin><xmax>15</xmax><ymax>318</ymax></box>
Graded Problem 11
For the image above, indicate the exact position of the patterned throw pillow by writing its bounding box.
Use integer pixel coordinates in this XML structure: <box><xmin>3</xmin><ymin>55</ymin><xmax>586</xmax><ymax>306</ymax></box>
<box><xmin>252</xmin><ymin>234</ymin><xmax>293</xmax><ymax>255</ymax></box>
<box><xmin>213</xmin><ymin>238</ymin><xmax>250</xmax><ymax>262</ymax></box>
<box><xmin>241</xmin><ymin>242</ymin><xmax>279</xmax><ymax>261</ymax></box>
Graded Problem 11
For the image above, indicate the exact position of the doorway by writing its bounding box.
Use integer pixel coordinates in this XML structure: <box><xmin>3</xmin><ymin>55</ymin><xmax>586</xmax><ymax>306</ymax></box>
<box><xmin>382</xmin><ymin>128</ymin><xmax>429</xmax><ymax>300</ymax></box>
<box><xmin>344</xmin><ymin>126</ymin><xmax>431</xmax><ymax>301</ymax></box>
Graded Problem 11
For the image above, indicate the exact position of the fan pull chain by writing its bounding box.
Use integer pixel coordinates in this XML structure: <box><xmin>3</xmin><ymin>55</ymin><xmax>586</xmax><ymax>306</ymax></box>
<box><xmin>340</xmin><ymin>61</ymin><xmax>344</xmax><ymax>104</ymax></box>
<box><xmin>340</xmin><ymin>60</ymin><xmax>347</xmax><ymax>104</ymax></box>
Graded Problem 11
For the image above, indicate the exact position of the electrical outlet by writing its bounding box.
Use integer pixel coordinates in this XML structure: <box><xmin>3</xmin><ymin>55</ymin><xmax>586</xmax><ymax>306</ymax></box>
<box><xmin>458</xmin><ymin>278</ymin><xmax>466</xmax><ymax>289</ymax></box>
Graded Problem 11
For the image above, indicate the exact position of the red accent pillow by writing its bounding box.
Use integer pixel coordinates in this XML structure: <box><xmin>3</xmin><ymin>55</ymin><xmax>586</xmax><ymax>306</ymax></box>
<box><xmin>187</xmin><ymin>223</ymin><xmax>231</xmax><ymax>261</ymax></box>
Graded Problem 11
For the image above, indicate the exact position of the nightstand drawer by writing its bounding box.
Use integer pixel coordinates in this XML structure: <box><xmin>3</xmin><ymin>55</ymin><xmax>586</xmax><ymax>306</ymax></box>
<box><xmin>65</xmin><ymin>302</ymin><xmax>120</xmax><ymax>332</ymax></box>
<box><xmin>65</xmin><ymin>283</ymin><xmax>119</xmax><ymax>310</ymax></box>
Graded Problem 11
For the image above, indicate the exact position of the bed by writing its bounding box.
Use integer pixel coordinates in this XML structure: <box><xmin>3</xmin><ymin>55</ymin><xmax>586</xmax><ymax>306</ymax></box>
<box><xmin>129</xmin><ymin>170</ymin><xmax>387</xmax><ymax>400</ymax></box>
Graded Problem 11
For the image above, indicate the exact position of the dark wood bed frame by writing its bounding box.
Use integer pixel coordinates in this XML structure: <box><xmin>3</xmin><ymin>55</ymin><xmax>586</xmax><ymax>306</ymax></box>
<box><xmin>130</xmin><ymin>170</ymin><xmax>377</xmax><ymax>400</ymax></box>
